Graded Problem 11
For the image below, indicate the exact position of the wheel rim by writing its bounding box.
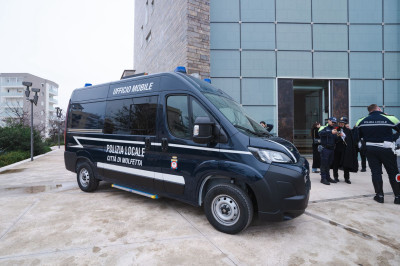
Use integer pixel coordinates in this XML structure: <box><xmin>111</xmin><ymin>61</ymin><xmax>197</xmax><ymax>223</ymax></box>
<box><xmin>211</xmin><ymin>194</ymin><xmax>240</xmax><ymax>226</ymax></box>
<box><xmin>79</xmin><ymin>168</ymin><xmax>90</xmax><ymax>187</ymax></box>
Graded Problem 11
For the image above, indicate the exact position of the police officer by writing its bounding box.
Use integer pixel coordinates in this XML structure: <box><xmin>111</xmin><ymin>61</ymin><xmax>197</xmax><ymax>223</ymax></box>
<box><xmin>356</xmin><ymin>104</ymin><xmax>400</xmax><ymax>204</ymax></box>
<box><xmin>318</xmin><ymin>117</ymin><xmax>340</xmax><ymax>185</ymax></box>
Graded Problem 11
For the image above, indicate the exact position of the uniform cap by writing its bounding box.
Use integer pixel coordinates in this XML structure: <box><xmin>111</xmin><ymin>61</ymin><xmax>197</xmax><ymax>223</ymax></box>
<box><xmin>328</xmin><ymin>117</ymin><xmax>337</xmax><ymax>123</ymax></box>
<box><xmin>339</xmin><ymin>116</ymin><xmax>348</xmax><ymax>124</ymax></box>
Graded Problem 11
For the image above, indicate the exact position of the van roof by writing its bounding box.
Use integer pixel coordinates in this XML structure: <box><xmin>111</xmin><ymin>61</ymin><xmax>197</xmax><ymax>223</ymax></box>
<box><xmin>70</xmin><ymin>72</ymin><xmax>232</xmax><ymax>102</ymax></box>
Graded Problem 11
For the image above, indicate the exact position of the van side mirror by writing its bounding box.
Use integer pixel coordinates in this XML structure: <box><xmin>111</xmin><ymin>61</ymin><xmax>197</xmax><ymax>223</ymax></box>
<box><xmin>193</xmin><ymin>116</ymin><xmax>214</xmax><ymax>144</ymax></box>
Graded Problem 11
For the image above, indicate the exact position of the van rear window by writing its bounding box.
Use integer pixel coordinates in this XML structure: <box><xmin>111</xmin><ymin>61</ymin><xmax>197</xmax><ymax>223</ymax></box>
<box><xmin>104</xmin><ymin>96</ymin><xmax>158</xmax><ymax>135</ymax></box>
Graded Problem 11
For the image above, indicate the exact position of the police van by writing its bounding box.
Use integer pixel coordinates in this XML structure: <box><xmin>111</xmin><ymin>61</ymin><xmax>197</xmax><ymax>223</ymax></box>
<box><xmin>64</xmin><ymin>67</ymin><xmax>311</xmax><ymax>234</ymax></box>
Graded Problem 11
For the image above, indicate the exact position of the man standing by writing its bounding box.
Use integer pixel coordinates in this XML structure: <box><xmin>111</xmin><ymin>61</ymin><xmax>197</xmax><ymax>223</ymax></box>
<box><xmin>356</xmin><ymin>104</ymin><xmax>400</xmax><ymax>204</ymax></box>
<box><xmin>318</xmin><ymin>117</ymin><xmax>340</xmax><ymax>185</ymax></box>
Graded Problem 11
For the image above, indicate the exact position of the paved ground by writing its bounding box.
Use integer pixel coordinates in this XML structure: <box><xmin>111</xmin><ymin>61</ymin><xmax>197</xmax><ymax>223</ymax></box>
<box><xmin>0</xmin><ymin>149</ymin><xmax>399</xmax><ymax>265</ymax></box>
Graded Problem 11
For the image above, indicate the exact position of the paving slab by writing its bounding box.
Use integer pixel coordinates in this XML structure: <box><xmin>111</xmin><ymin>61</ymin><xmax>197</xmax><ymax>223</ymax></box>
<box><xmin>0</xmin><ymin>149</ymin><xmax>399</xmax><ymax>265</ymax></box>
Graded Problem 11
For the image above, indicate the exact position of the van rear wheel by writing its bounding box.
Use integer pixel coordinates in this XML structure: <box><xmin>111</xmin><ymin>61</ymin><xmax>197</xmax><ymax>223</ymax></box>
<box><xmin>204</xmin><ymin>183</ymin><xmax>253</xmax><ymax>234</ymax></box>
<box><xmin>77</xmin><ymin>162</ymin><xmax>99</xmax><ymax>192</ymax></box>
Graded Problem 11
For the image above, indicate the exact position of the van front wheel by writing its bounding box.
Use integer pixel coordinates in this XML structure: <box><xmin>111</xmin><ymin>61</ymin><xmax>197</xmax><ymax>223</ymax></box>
<box><xmin>77</xmin><ymin>162</ymin><xmax>99</xmax><ymax>192</ymax></box>
<box><xmin>204</xmin><ymin>183</ymin><xmax>253</xmax><ymax>234</ymax></box>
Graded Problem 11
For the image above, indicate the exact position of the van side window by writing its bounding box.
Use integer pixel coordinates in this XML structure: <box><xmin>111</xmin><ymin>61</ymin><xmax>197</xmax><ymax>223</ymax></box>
<box><xmin>69</xmin><ymin>102</ymin><xmax>105</xmax><ymax>129</ymax></box>
<box><xmin>104</xmin><ymin>96</ymin><xmax>158</xmax><ymax>135</ymax></box>
<box><xmin>167</xmin><ymin>95</ymin><xmax>190</xmax><ymax>139</ymax></box>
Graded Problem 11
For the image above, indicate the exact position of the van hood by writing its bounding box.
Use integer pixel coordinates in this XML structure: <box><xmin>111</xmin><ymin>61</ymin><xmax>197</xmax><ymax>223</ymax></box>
<box><xmin>249</xmin><ymin>136</ymin><xmax>301</xmax><ymax>162</ymax></box>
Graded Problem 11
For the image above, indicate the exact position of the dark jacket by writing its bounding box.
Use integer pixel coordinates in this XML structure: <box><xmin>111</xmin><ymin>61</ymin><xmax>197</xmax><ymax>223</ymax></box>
<box><xmin>341</xmin><ymin>127</ymin><xmax>358</xmax><ymax>172</ymax></box>
<box><xmin>356</xmin><ymin>111</ymin><xmax>400</xmax><ymax>143</ymax></box>
<box><xmin>318</xmin><ymin>124</ymin><xmax>338</xmax><ymax>149</ymax></box>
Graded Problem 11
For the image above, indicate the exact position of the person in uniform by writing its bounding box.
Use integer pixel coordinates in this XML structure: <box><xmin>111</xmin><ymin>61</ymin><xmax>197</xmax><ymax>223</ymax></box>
<box><xmin>318</xmin><ymin>117</ymin><xmax>341</xmax><ymax>185</ymax></box>
<box><xmin>332</xmin><ymin>117</ymin><xmax>358</xmax><ymax>183</ymax></box>
<box><xmin>356</xmin><ymin>104</ymin><xmax>400</xmax><ymax>204</ymax></box>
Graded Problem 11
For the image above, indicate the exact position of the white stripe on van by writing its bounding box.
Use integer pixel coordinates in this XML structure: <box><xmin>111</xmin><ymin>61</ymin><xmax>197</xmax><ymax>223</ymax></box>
<box><xmin>70</xmin><ymin>136</ymin><xmax>252</xmax><ymax>155</ymax></box>
<box><xmin>97</xmin><ymin>162</ymin><xmax>185</xmax><ymax>185</ymax></box>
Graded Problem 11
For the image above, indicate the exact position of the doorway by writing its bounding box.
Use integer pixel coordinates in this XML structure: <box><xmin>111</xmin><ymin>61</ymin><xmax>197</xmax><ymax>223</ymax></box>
<box><xmin>293</xmin><ymin>80</ymin><xmax>329</xmax><ymax>154</ymax></box>
<box><xmin>277</xmin><ymin>78</ymin><xmax>349</xmax><ymax>155</ymax></box>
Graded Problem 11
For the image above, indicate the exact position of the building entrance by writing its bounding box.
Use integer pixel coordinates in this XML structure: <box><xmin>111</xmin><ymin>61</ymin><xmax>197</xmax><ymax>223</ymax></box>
<box><xmin>293</xmin><ymin>80</ymin><xmax>329</xmax><ymax>154</ymax></box>
<box><xmin>277</xmin><ymin>78</ymin><xmax>349</xmax><ymax>155</ymax></box>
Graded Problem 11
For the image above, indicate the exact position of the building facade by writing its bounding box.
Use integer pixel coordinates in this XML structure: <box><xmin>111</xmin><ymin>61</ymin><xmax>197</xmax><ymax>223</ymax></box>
<box><xmin>134</xmin><ymin>0</ymin><xmax>400</xmax><ymax>153</ymax></box>
<box><xmin>0</xmin><ymin>73</ymin><xmax>59</xmax><ymax>136</ymax></box>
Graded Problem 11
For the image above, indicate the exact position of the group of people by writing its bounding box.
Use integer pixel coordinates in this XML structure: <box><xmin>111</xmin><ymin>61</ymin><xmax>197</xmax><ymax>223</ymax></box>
<box><xmin>311</xmin><ymin>104</ymin><xmax>400</xmax><ymax>205</ymax></box>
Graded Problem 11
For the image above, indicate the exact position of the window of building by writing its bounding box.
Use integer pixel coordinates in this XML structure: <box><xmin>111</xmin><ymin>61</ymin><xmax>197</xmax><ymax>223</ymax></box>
<box><xmin>350</xmin><ymin>80</ymin><xmax>383</xmax><ymax>106</ymax></box>
<box><xmin>314</xmin><ymin>52</ymin><xmax>348</xmax><ymax>78</ymax></box>
<box><xmin>349</xmin><ymin>25</ymin><xmax>382</xmax><ymax>51</ymax></box>
<box><xmin>384</xmin><ymin>80</ymin><xmax>400</xmax><ymax>106</ymax></box>
<box><xmin>242</xmin><ymin>78</ymin><xmax>275</xmax><ymax>105</ymax></box>
<box><xmin>384</xmin><ymin>0</ymin><xmax>400</xmax><ymax>23</ymax></box>
<box><xmin>313</xmin><ymin>24</ymin><xmax>348</xmax><ymax>51</ymax></box>
<box><xmin>349</xmin><ymin>52</ymin><xmax>382</xmax><ymax>79</ymax></box>
<box><xmin>277</xmin><ymin>51</ymin><xmax>312</xmax><ymax>77</ymax></box>
<box><xmin>210</xmin><ymin>78</ymin><xmax>241</xmax><ymax>103</ymax></box>
<box><xmin>384</xmin><ymin>53</ymin><xmax>400</xmax><ymax>79</ymax></box>
<box><xmin>210</xmin><ymin>23</ymin><xmax>239</xmax><ymax>49</ymax></box>
<box><xmin>241</xmin><ymin>23</ymin><xmax>275</xmax><ymax>50</ymax></box>
<box><xmin>104</xmin><ymin>96</ymin><xmax>158</xmax><ymax>135</ymax></box>
<box><xmin>210</xmin><ymin>50</ymin><xmax>240</xmax><ymax>77</ymax></box>
<box><xmin>384</xmin><ymin>25</ymin><xmax>400</xmax><ymax>51</ymax></box>
<box><xmin>276</xmin><ymin>24</ymin><xmax>311</xmax><ymax>51</ymax></box>
<box><xmin>240</xmin><ymin>0</ymin><xmax>275</xmax><ymax>22</ymax></box>
<box><xmin>312</xmin><ymin>0</ymin><xmax>347</xmax><ymax>23</ymax></box>
<box><xmin>349</xmin><ymin>0</ymin><xmax>382</xmax><ymax>23</ymax></box>
<box><xmin>276</xmin><ymin>0</ymin><xmax>311</xmax><ymax>23</ymax></box>
<box><xmin>210</xmin><ymin>0</ymin><xmax>239</xmax><ymax>22</ymax></box>
<box><xmin>241</xmin><ymin>51</ymin><xmax>276</xmax><ymax>77</ymax></box>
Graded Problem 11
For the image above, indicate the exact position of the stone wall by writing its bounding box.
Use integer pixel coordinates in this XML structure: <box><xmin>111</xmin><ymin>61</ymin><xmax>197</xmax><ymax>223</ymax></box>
<box><xmin>134</xmin><ymin>0</ymin><xmax>210</xmax><ymax>79</ymax></box>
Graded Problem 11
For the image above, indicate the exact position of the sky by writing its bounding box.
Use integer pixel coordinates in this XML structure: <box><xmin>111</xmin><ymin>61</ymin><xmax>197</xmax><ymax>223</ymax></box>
<box><xmin>0</xmin><ymin>0</ymin><xmax>135</xmax><ymax>110</ymax></box>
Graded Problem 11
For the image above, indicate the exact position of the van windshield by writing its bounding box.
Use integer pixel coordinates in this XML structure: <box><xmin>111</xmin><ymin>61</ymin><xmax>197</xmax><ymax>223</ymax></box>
<box><xmin>204</xmin><ymin>93</ymin><xmax>270</xmax><ymax>137</ymax></box>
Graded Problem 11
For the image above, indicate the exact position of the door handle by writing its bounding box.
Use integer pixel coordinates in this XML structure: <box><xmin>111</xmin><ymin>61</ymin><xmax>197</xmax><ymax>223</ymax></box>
<box><xmin>145</xmin><ymin>137</ymin><xmax>151</xmax><ymax>150</ymax></box>
<box><xmin>162</xmin><ymin>138</ymin><xmax>168</xmax><ymax>152</ymax></box>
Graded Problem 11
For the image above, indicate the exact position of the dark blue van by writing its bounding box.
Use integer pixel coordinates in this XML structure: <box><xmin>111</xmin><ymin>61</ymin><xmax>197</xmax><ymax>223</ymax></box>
<box><xmin>64</xmin><ymin>68</ymin><xmax>311</xmax><ymax>234</ymax></box>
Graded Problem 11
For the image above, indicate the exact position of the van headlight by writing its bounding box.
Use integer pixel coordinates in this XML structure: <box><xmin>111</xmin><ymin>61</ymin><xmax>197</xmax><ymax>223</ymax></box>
<box><xmin>248</xmin><ymin>147</ymin><xmax>292</xmax><ymax>163</ymax></box>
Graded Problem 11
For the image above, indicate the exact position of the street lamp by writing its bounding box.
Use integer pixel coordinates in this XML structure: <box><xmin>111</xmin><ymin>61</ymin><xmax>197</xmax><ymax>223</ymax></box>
<box><xmin>55</xmin><ymin>107</ymin><xmax>62</xmax><ymax>149</ymax></box>
<box><xmin>23</xmin><ymin>82</ymin><xmax>40</xmax><ymax>161</ymax></box>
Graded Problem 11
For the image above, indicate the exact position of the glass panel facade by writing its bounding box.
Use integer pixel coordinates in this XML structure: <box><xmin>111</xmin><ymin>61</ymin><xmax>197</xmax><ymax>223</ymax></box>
<box><xmin>314</xmin><ymin>52</ymin><xmax>348</xmax><ymax>78</ymax></box>
<box><xmin>241</xmin><ymin>0</ymin><xmax>275</xmax><ymax>22</ymax></box>
<box><xmin>242</xmin><ymin>79</ymin><xmax>275</xmax><ymax>105</ymax></box>
<box><xmin>384</xmin><ymin>25</ymin><xmax>400</xmax><ymax>51</ymax></box>
<box><xmin>349</xmin><ymin>25</ymin><xmax>382</xmax><ymax>51</ymax></box>
<box><xmin>384</xmin><ymin>53</ymin><xmax>400</xmax><ymax>79</ymax></box>
<box><xmin>210</xmin><ymin>51</ymin><xmax>240</xmax><ymax>77</ymax></box>
<box><xmin>384</xmin><ymin>80</ymin><xmax>400</xmax><ymax>106</ymax></box>
<box><xmin>277</xmin><ymin>24</ymin><xmax>311</xmax><ymax>51</ymax></box>
<box><xmin>313</xmin><ymin>25</ymin><xmax>348</xmax><ymax>51</ymax></box>
<box><xmin>350</xmin><ymin>80</ymin><xmax>383</xmax><ymax>106</ymax></box>
<box><xmin>312</xmin><ymin>0</ymin><xmax>347</xmax><ymax>23</ymax></box>
<box><xmin>277</xmin><ymin>52</ymin><xmax>312</xmax><ymax>77</ymax></box>
<box><xmin>350</xmin><ymin>107</ymin><xmax>369</xmax><ymax>127</ymax></box>
<box><xmin>210</xmin><ymin>0</ymin><xmax>239</xmax><ymax>22</ymax></box>
<box><xmin>211</xmin><ymin>78</ymin><xmax>241</xmax><ymax>103</ymax></box>
<box><xmin>350</xmin><ymin>53</ymin><xmax>382</xmax><ymax>79</ymax></box>
<box><xmin>241</xmin><ymin>51</ymin><xmax>276</xmax><ymax>77</ymax></box>
<box><xmin>384</xmin><ymin>107</ymin><xmax>400</xmax><ymax>119</ymax></box>
<box><xmin>276</xmin><ymin>0</ymin><xmax>311</xmax><ymax>22</ymax></box>
<box><xmin>209</xmin><ymin>0</ymin><xmax>400</xmax><ymax>133</ymax></box>
<box><xmin>210</xmin><ymin>23</ymin><xmax>240</xmax><ymax>49</ymax></box>
<box><xmin>384</xmin><ymin>0</ymin><xmax>400</xmax><ymax>23</ymax></box>
<box><xmin>241</xmin><ymin>23</ymin><xmax>275</xmax><ymax>50</ymax></box>
<box><xmin>349</xmin><ymin>0</ymin><xmax>382</xmax><ymax>23</ymax></box>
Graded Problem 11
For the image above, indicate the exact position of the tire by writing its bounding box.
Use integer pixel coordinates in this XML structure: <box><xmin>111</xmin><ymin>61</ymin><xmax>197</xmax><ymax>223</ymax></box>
<box><xmin>204</xmin><ymin>183</ymin><xmax>253</xmax><ymax>234</ymax></box>
<box><xmin>76</xmin><ymin>162</ymin><xmax>99</xmax><ymax>192</ymax></box>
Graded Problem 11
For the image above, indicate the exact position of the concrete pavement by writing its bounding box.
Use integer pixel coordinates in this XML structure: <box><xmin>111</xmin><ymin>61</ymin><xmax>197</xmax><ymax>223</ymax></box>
<box><xmin>0</xmin><ymin>149</ymin><xmax>399</xmax><ymax>265</ymax></box>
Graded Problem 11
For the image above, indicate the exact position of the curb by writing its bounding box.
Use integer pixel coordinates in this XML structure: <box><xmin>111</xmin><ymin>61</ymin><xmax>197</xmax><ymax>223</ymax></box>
<box><xmin>0</xmin><ymin>148</ymin><xmax>62</xmax><ymax>173</ymax></box>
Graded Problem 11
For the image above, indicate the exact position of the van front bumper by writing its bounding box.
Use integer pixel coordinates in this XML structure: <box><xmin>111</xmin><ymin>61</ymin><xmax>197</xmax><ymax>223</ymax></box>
<box><xmin>252</xmin><ymin>157</ymin><xmax>311</xmax><ymax>221</ymax></box>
